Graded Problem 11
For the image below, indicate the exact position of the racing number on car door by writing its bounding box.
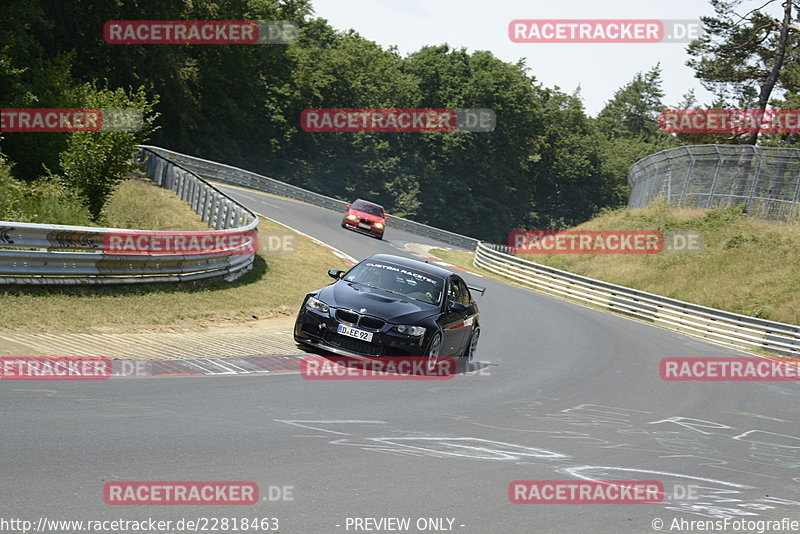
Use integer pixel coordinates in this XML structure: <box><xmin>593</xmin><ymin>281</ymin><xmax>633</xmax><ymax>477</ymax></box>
<box><xmin>442</xmin><ymin>277</ymin><xmax>471</xmax><ymax>354</ymax></box>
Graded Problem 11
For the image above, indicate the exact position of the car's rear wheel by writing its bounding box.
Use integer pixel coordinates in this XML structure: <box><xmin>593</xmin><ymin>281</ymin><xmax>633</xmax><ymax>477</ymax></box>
<box><xmin>425</xmin><ymin>332</ymin><xmax>442</xmax><ymax>373</ymax></box>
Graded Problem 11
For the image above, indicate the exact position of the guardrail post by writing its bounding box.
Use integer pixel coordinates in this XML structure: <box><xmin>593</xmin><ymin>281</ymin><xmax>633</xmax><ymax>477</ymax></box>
<box><xmin>180</xmin><ymin>170</ymin><xmax>189</xmax><ymax>201</ymax></box>
<box><xmin>201</xmin><ymin>189</ymin><xmax>210</xmax><ymax>223</ymax></box>
<box><xmin>215</xmin><ymin>198</ymin><xmax>225</xmax><ymax>230</ymax></box>
<box><xmin>183</xmin><ymin>171</ymin><xmax>190</xmax><ymax>201</ymax></box>
<box><xmin>162</xmin><ymin>162</ymin><xmax>170</xmax><ymax>190</ymax></box>
<box><xmin>208</xmin><ymin>193</ymin><xmax>218</xmax><ymax>228</ymax></box>
<box><xmin>190</xmin><ymin>178</ymin><xmax>199</xmax><ymax>211</ymax></box>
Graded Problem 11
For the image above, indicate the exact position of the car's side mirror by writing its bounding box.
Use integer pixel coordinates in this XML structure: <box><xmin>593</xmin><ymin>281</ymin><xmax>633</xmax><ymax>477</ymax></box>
<box><xmin>383</xmin><ymin>215</ymin><xmax>389</xmax><ymax>220</ymax></box>
<box><xmin>328</xmin><ymin>269</ymin><xmax>344</xmax><ymax>280</ymax></box>
<box><xmin>449</xmin><ymin>301</ymin><xmax>467</xmax><ymax>313</ymax></box>
<box><xmin>345</xmin><ymin>204</ymin><xmax>351</xmax><ymax>209</ymax></box>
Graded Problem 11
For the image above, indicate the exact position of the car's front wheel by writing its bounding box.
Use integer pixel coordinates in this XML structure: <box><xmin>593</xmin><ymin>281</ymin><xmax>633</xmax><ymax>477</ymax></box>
<box><xmin>425</xmin><ymin>332</ymin><xmax>442</xmax><ymax>373</ymax></box>
<box><xmin>461</xmin><ymin>327</ymin><xmax>480</xmax><ymax>372</ymax></box>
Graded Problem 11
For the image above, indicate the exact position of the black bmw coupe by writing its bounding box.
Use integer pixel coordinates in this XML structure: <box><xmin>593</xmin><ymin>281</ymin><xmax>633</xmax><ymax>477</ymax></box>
<box><xmin>294</xmin><ymin>254</ymin><xmax>484</xmax><ymax>371</ymax></box>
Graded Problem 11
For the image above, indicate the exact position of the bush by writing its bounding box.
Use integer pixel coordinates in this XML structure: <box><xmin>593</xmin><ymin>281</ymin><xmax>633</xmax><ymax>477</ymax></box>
<box><xmin>59</xmin><ymin>83</ymin><xmax>158</xmax><ymax>221</ymax></box>
<box><xmin>0</xmin><ymin>157</ymin><xmax>91</xmax><ymax>225</ymax></box>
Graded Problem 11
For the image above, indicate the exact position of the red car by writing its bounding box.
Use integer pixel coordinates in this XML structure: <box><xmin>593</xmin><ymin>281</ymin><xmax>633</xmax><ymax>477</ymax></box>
<box><xmin>341</xmin><ymin>199</ymin><xmax>388</xmax><ymax>239</ymax></box>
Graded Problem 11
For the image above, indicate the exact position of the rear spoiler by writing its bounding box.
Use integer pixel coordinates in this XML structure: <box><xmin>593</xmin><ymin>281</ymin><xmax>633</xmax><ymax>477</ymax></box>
<box><xmin>467</xmin><ymin>283</ymin><xmax>486</xmax><ymax>296</ymax></box>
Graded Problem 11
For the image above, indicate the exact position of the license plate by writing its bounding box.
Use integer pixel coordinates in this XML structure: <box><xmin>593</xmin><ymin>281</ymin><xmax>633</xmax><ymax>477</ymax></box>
<box><xmin>337</xmin><ymin>324</ymin><xmax>373</xmax><ymax>342</ymax></box>
<box><xmin>358</xmin><ymin>222</ymin><xmax>371</xmax><ymax>229</ymax></box>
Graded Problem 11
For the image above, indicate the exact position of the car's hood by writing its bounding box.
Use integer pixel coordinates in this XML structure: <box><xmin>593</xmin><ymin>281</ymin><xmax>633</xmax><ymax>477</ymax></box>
<box><xmin>318</xmin><ymin>281</ymin><xmax>437</xmax><ymax>324</ymax></box>
<box><xmin>349</xmin><ymin>209</ymin><xmax>384</xmax><ymax>222</ymax></box>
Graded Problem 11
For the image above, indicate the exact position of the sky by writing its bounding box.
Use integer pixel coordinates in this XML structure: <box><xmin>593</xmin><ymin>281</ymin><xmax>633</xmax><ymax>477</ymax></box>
<box><xmin>309</xmin><ymin>0</ymin><xmax>743</xmax><ymax>116</ymax></box>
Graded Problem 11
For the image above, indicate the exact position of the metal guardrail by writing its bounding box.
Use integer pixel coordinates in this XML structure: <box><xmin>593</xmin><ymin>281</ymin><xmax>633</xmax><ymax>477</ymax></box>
<box><xmin>5</xmin><ymin>141</ymin><xmax>792</xmax><ymax>357</ymax></box>
<box><xmin>144</xmin><ymin>145</ymin><xmax>800</xmax><ymax>357</ymax></box>
<box><xmin>0</xmin><ymin>148</ymin><xmax>258</xmax><ymax>284</ymax></box>
<box><xmin>139</xmin><ymin>146</ymin><xmax>479</xmax><ymax>250</ymax></box>
<box><xmin>475</xmin><ymin>242</ymin><xmax>800</xmax><ymax>357</ymax></box>
<box><xmin>628</xmin><ymin>145</ymin><xmax>800</xmax><ymax>221</ymax></box>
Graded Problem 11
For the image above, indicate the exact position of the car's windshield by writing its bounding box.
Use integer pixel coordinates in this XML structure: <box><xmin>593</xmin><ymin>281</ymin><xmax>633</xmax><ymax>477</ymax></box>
<box><xmin>343</xmin><ymin>261</ymin><xmax>443</xmax><ymax>305</ymax></box>
<box><xmin>352</xmin><ymin>202</ymin><xmax>383</xmax><ymax>217</ymax></box>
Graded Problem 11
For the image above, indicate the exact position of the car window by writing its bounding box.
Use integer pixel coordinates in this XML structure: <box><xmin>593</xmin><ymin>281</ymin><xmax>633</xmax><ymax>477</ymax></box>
<box><xmin>343</xmin><ymin>261</ymin><xmax>443</xmax><ymax>305</ymax></box>
<box><xmin>456</xmin><ymin>278</ymin><xmax>471</xmax><ymax>305</ymax></box>
<box><xmin>352</xmin><ymin>202</ymin><xmax>383</xmax><ymax>217</ymax></box>
<box><xmin>448</xmin><ymin>277</ymin><xmax>470</xmax><ymax>306</ymax></box>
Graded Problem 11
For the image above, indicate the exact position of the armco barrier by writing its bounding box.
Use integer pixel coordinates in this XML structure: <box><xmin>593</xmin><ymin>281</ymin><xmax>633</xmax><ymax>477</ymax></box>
<box><xmin>142</xmin><ymin>146</ymin><xmax>800</xmax><ymax>357</ymax></box>
<box><xmin>139</xmin><ymin>146</ymin><xmax>479</xmax><ymax>250</ymax></box>
<box><xmin>475</xmin><ymin>242</ymin><xmax>800</xmax><ymax>357</ymax></box>
<box><xmin>0</xmin><ymin>148</ymin><xmax>258</xmax><ymax>284</ymax></box>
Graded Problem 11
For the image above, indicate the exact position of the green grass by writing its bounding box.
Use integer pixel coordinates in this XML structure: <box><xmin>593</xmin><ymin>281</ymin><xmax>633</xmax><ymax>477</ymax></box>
<box><xmin>0</xmin><ymin>165</ymin><xmax>92</xmax><ymax>225</ymax></box>
<box><xmin>431</xmin><ymin>204</ymin><xmax>800</xmax><ymax>326</ymax></box>
<box><xmin>0</xmin><ymin>177</ymin><xmax>350</xmax><ymax>333</ymax></box>
<box><xmin>101</xmin><ymin>174</ymin><xmax>213</xmax><ymax>230</ymax></box>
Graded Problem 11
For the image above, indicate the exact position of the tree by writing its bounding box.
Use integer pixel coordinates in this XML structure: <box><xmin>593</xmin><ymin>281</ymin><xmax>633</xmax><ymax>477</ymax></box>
<box><xmin>597</xmin><ymin>65</ymin><xmax>666</xmax><ymax>141</ymax></box>
<box><xmin>58</xmin><ymin>84</ymin><xmax>159</xmax><ymax>221</ymax></box>
<box><xmin>686</xmin><ymin>0</ymin><xmax>799</xmax><ymax>144</ymax></box>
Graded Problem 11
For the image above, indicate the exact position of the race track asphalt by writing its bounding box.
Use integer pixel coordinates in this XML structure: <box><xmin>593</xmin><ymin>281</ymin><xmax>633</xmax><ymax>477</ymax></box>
<box><xmin>2</xmin><ymin>185</ymin><xmax>798</xmax><ymax>533</ymax></box>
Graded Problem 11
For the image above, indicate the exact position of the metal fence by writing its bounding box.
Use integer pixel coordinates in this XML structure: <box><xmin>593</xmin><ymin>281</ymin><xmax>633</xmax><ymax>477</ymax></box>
<box><xmin>474</xmin><ymin>242</ymin><xmax>800</xmax><ymax>357</ymax></box>
<box><xmin>139</xmin><ymin>146</ymin><xmax>480</xmax><ymax>250</ymax></box>
<box><xmin>0</xmin><ymin>148</ymin><xmax>258</xmax><ymax>284</ymax></box>
<box><xmin>628</xmin><ymin>145</ymin><xmax>800</xmax><ymax>221</ymax></box>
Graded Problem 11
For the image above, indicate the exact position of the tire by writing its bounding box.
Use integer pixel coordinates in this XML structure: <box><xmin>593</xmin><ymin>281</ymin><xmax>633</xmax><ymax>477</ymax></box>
<box><xmin>460</xmin><ymin>327</ymin><xmax>480</xmax><ymax>372</ymax></box>
<box><xmin>376</xmin><ymin>233</ymin><xmax>384</xmax><ymax>240</ymax></box>
<box><xmin>425</xmin><ymin>332</ymin><xmax>442</xmax><ymax>373</ymax></box>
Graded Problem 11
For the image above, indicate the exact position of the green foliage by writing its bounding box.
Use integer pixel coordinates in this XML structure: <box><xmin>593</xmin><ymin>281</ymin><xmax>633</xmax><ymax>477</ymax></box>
<box><xmin>597</xmin><ymin>65</ymin><xmax>666</xmax><ymax>141</ymax></box>
<box><xmin>686</xmin><ymin>0</ymin><xmax>799</xmax><ymax>145</ymax></box>
<box><xmin>0</xmin><ymin>156</ymin><xmax>92</xmax><ymax>225</ymax></box>
<box><xmin>0</xmin><ymin>0</ymin><xmax>721</xmax><ymax>240</ymax></box>
<box><xmin>58</xmin><ymin>84</ymin><xmax>159</xmax><ymax>221</ymax></box>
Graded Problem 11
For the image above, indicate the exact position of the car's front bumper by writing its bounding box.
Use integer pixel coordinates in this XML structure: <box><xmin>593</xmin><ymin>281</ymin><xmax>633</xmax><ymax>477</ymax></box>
<box><xmin>294</xmin><ymin>308</ymin><xmax>427</xmax><ymax>357</ymax></box>
<box><xmin>343</xmin><ymin>219</ymin><xmax>384</xmax><ymax>237</ymax></box>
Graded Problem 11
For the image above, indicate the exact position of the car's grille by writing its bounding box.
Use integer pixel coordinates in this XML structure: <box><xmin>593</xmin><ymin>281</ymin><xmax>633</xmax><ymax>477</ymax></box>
<box><xmin>323</xmin><ymin>331</ymin><xmax>382</xmax><ymax>356</ymax></box>
<box><xmin>335</xmin><ymin>309</ymin><xmax>359</xmax><ymax>324</ymax></box>
<box><xmin>359</xmin><ymin>316</ymin><xmax>385</xmax><ymax>330</ymax></box>
<box><xmin>360</xmin><ymin>218</ymin><xmax>372</xmax><ymax>225</ymax></box>
<box><xmin>335</xmin><ymin>309</ymin><xmax>385</xmax><ymax>331</ymax></box>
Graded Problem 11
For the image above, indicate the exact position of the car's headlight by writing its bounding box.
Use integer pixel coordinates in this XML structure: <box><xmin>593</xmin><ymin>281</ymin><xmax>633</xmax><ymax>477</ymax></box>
<box><xmin>392</xmin><ymin>325</ymin><xmax>426</xmax><ymax>336</ymax></box>
<box><xmin>306</xmin><ymin>296</ymin><xmax>329</xmax><ymax>314</ymax></box>
<box><xmin>374</xmin><ymin>223</ymin><xmax>384</xmax><ymax>229</ymax></box>
<box><xmin>346</xmin><ymin>214</ymin><xmax>358</xmax><ymax>220</ymax></box>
